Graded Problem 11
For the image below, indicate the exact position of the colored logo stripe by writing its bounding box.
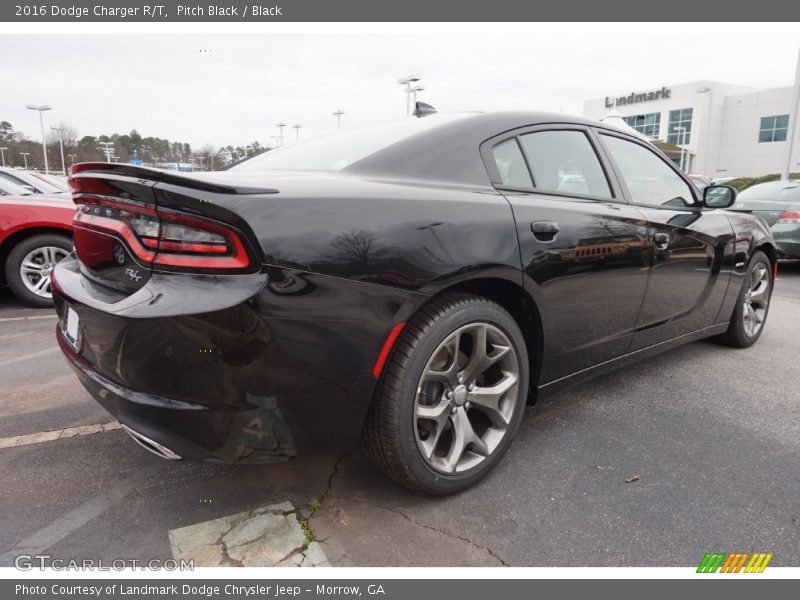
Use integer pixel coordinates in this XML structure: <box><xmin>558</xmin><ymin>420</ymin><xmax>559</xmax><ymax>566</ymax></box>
<box><xmin>697</xmin><ymin>552</ymin><xmax>773</xmax><ymax>573</ymax></box>
<box><xmin>697</xmin><ymin>553</ymin><xmax>726</xmax><ymax>573</ymax></box>
<box><xmin>744</xmin><ymin>553</ymin><xmax>773</xmax><ymax>573</ymax></box>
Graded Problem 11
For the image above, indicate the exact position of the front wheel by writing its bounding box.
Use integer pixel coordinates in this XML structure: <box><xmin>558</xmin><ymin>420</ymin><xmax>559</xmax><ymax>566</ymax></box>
<box><xmin>717</xmin><ymin>250</ymin><xmax>772</xmax><ymax>348</ymax></box>
<box><xmin>363</xmin><ymin>293</ymin><xmax>529</xmax><ymax>494</ymax></box>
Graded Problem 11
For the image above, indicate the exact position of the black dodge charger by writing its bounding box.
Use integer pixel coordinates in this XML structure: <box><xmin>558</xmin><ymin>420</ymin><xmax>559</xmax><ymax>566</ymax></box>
<box><xmin>52</xmin><ymin>109</ymin><xmax>776</xmax><ymax>494</ymax></box>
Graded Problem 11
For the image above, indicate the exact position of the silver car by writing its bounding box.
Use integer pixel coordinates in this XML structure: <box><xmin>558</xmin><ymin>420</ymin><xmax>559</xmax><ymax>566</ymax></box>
<box><xmin>729</xmin><ymin>180</ymin><xmax>800</xmax><ymax>258</ymax></box>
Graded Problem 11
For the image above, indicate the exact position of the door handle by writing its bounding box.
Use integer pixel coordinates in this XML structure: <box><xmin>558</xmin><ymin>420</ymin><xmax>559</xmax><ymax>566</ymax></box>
<box><xmin>654</xmin><ymin>232</ymin><xmax>670</xmax><ymax>250</ymax></box>
<box><xmin>531</xmin><ymin>221</ymin><xmax>559</xmax><ymax>242</ymax></box>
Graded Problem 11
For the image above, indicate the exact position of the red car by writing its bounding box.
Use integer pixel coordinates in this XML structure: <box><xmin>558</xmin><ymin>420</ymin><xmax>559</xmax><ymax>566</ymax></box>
<box><xmin>0</xmin><ymin>181</ymin><xmax>74</xmax><ymax>307</ymax></box>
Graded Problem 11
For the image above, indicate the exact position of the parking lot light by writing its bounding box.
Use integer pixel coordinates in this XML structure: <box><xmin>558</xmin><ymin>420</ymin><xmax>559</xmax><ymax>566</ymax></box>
<box><xmin>20</xmin><ymin>152</ymin><xmax>29</xmax><ymax>170</ymax></box>
<box><xmin>332</xmin><ymin>110</ymin><xmax>345</xmax><ymax>129</ymax></box>
<box><xmin>0</xmin><ymin>146</ymin><xmax>7</xmax><ymax>167</ymax></box>
<box><xmin>397</xmin><ymin>74</ymin><xmax>421</xmax><ymax>116</ymax></box>
<box><xmin>26</xmin><ymin>104</ymin><xmax>52</xmax><ymax>175</ymax></box>
<box><xmin>293</xmin><ymin>124</ymin><xmax>302</xmax><ymax>141</ymax></box>
<box><xmin>276</xmin><ymin>123</ymin><xmax>286</xmax><ymax>146</ymax></box>
<box><xmin>50</xmin><ymin>126</ymin><xmax>67</xmax><ymax>175</ymax></box>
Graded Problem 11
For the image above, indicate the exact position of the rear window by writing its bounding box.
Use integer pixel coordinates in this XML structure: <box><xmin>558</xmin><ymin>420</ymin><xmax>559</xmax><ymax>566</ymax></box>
<box><xmin>231</xmin><ymin>114</ymin><xmax>469</xmax><ymax>172</ymax></box>
<box><xmin>737</xmin><ymin>182</ymin><xmax>800</xmax><ymax>203</ymax></box>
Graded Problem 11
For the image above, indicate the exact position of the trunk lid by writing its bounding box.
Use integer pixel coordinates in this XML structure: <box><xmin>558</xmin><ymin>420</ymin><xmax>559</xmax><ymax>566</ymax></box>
<box><xmin>68</xmin><ymin>163</ymin><xmax>269</xmax><ymax>294</ymax></box>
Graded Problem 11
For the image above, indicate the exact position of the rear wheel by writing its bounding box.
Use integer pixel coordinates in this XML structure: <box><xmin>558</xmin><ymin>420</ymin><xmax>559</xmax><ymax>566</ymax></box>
<box><xmin>718</xmin><ymin>250</ymin><xmax>772</xmax><ymax>348</ymax></box>
<box><xmin>363</xmin><ymin>293</ymin><xmax>529</xmax><ymax>494</ymax></box>
<box><xmin>5</xmin><ymin>234</ymin><xmax>72</xmax><ymax>308</ymax></box>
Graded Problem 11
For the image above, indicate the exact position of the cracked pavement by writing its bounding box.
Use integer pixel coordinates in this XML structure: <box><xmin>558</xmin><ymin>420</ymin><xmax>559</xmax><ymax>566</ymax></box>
<box><xmin>0</xmin><ymin>262</ymin><xmax>799</xmax><ymax>567</ymax></box>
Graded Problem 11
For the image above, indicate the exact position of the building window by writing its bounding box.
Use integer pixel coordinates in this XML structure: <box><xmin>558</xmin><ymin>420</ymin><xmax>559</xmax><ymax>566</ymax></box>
<box><xmin>667</xmin><ymin>108</ymin><xmax>693</xmax><ymax>145</ymax></box>
<box><xmin>623</xmin><ymin>113</ymin><xmax>661</xmax><ymax>139</ymax></box>
<box><xmin>759</xmin><ymin>115</ymin><xmax>789</xmax><ymax>143</ymax></box>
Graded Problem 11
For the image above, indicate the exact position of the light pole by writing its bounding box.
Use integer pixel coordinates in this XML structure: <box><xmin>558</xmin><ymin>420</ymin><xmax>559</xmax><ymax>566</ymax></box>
<box><xmin>98</xmin><ymin>141</ymin><xmax>114</xmax><ymax>162</ymax></box>
<box><xmin>50</xmin><ymin>126</ymin><xmax>66</xmax><ymax>175</ymax></box>
<box><xmin>269</xmin><ymin>135</ymin><xmax>279</xmax><ymax>149</ymax></box>
<box><xmin>276</xmin><ymin>123</ymin><xmax>286</xmax><ymax>146</ymax></box>
<box><xmin>26</xmin><ymin>104</ymin><xmax>52</xmax><ymax>174</ymax></box>
<box><xmin>397</xmin><ymin>74</ymin><xmax>421</xmax><ymax>116</ymax></box>
<box><xmin>20</xmin><ymin>152</ymin><xmax>30</xmax><ymax>170</ymax></box>
<box><xmin>0</xmin><ymin>147</ymin><xmax>7</xmax><ymax>167</ymax></box>
<box><xmin>197</xmin><ymin>156</ymin><xmax>205</xmax><ymax>171</ymax></box>
<box><xmin>410</xmin><ymin>84</ymin><xmax>425</xmax><ymax>107</ymax></box>
<box><xmin>67</xmin><ymin>154</ymin><xmax>77</xmax><ymax>166</ymax></box>
<box><xmin>293</xmin><ymin>124</ymin><xmax>302</xmax><ymax>141</ymax></box>
<box><xmin>675</xmin><ymin>126</ymin><xmax>688</xmax><ymax>172</ymax></box>
<box><xmin>332</xmin><ymin>110</ymin><xmax>344</xmax><ymax>129</ymax></box>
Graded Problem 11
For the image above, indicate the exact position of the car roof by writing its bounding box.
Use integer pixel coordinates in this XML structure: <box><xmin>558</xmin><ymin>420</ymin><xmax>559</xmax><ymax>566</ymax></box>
<box><xmin>346</xmin><ymin>111</ymin><xmax>634</xmax><ymax>186</ymax></box>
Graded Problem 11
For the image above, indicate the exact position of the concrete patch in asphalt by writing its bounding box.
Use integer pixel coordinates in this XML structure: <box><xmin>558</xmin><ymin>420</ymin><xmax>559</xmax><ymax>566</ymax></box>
<box><xmin>168</xmin><ymin>501</ymin><xmax>329</xmax><ymax>567</ymax></box>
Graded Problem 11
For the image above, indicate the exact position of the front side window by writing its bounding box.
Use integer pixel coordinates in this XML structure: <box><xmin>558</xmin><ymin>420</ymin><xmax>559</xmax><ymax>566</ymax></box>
<box><xmin>518</xmin><ymin>130</ymin><xmax>612</xmax><ymax>198</ymax></box>
<box><xmin>758</xmin><ymin>115</ymin><xmax>789</xmax><ymax>143</ymax></box>
<box><xmin>600</xmin><ymin>134</ymin><xmax>696</xmax><ymax>208</ymax></box>
<box><xmin>623</xmin><ymin>112</ymin><xmax>661</xmax><ymax>139</ymax></box>
<box><xmin>491</xmin><ymin>139</ymin><xmax>532</xmax><ymax>187</ymax></box>
<box><xmin>667</xmin><ymin>108</ymin><xmax>693</xmax><ymax>145</ymax></box>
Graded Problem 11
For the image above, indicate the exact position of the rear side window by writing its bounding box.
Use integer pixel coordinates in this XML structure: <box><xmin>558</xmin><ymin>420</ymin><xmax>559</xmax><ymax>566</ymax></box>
<box><xmin>519</xmin><ymin>130</ymin><xmax>612</xmax><ymax>198</ymax></box>
<box><xmin>491</xmin><ymin>139</ymin><xmax>532</xmax><ymax>187</ymax></box>
<box><xmin>600</xmin><ymin>134</ymin><xmax>695</xmax><ymax>208</ymax></box>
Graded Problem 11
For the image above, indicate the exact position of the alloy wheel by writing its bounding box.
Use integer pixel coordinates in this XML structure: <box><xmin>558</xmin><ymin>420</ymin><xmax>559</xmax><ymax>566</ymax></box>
<box><xmin>19</xmin><ymin>246</ymin><xmax>68</xmax><ymax>299</ymax></box>
<box><xmin>414</xmin><ymin>322</ymin><xmax>520</xmax><ymax>474</ymax></box>
<box><xmin>742</xmin><ymin>262</ymin><xmax>770</xmax><ymax>338</ymax></box>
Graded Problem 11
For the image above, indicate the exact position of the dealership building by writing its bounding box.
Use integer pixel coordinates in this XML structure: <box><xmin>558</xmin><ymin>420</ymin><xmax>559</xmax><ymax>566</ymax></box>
<box><xmin>582</xmin><ymin>80</ymin><xmax>798</xmax><ymax>178</ymax></box>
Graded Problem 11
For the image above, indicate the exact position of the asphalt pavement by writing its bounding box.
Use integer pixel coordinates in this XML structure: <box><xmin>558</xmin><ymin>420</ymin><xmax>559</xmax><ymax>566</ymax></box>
<box><xmin>1</xmin><ymin>262</ymin><xmax>798</xmax><ymax>567</ymax></box>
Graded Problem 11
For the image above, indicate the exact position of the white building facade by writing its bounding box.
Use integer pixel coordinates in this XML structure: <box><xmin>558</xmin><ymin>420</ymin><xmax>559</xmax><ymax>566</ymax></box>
<box><xmin>583</xmin><ymin>80</ymin><xmax>799</xmax><ymax>178</ymax></box>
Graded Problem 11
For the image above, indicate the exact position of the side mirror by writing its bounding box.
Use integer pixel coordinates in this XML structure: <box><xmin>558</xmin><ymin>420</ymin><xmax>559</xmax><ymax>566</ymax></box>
<box><xmin>704</xmin><ymin>185</ymin><xmax>737</xmax><ymax>208</ymax></box>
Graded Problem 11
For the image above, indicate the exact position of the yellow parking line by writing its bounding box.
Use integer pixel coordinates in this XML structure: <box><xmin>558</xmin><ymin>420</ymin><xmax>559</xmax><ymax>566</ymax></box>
<box><xmin>0</xmin><ymin>421</ymin><xmax>121</xmax><ymax>449</ymax></box>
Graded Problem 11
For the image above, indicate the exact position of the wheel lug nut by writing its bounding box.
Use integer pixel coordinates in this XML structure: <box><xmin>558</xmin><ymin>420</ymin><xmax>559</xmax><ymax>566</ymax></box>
<box><xmin>451</xmin><ymin>407</ymin><xmax>458</xmax><ymax>414</ymax></box>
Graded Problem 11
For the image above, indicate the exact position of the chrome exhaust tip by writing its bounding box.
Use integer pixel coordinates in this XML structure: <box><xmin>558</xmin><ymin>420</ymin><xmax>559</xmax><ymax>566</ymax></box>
<box><xmin>120</xmin><ymin>423</ymin><xmax>182</xmax><ymax>460</ymax></box>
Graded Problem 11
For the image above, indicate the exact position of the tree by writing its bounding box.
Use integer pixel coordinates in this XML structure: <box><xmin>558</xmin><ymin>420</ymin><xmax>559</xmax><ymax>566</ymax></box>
<box><xmin>0</xmin><ymin>121</ymin><xmax>14</xmax><ymax>141</ymax></box>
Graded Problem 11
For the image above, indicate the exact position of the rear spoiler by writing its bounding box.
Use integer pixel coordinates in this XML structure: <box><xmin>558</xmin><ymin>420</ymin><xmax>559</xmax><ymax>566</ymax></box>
<box><xmin>69</xmin><ymin>162</ymin><xmax>279</xmax><ymax>195</ymax></box>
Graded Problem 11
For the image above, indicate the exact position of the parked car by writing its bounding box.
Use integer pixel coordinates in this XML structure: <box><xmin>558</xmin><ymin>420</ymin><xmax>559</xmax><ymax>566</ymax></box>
<box><xmin>687</xmin><ymin>174</ymin><xmax>713</xmax><ymax>191</ymax></box>
<box><xmin>52</xmin><ymin>110</ymin><xmax>776</xmax><ymax>494</ymax></box>
<box><xmin>29</xmin><ymin>171</ymin><xmax>69</xmax><ymax>193</ymax></box>
<box><xmin>0</xmin><ymin>177</ymin><xmax>36</xmax><ymax>197</ymax></box>
<box><xmin>1</xmin><ymin>193</ymin><xmax>74</xmax><ymax>307</ymax></box>
<box><xmin>727</xmin><ymin>180</ymin><xmax>800</xmax><ymax>258</ymax></box>
<box><xmin>0</xmin><ymin>166</ymin><xmax>67</xmax><ymax>195</ymax></box>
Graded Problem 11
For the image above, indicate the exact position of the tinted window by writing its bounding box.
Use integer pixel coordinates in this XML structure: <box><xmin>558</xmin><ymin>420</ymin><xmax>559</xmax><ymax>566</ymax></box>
<box><xmin>491</xmin><ymin>139</ymin><xmax>532</xmax><ymax>187</ymax></box>
<box><xmin>519</xmin><ymin>130</ymin><xmax>611</xmax><ymax>198</ymax></box>
<box><xmin>232</xmin><ymin>114</ymin><xmax>469</xmax><ymax>172</ymax></box>
<box><xmin>600</xmin><ymin>134</ymin><xmax>695</xmax><ymax>208</ymax></box>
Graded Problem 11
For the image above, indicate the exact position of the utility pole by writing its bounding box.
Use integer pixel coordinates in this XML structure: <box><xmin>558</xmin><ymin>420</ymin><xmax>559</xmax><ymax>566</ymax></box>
<box><xmin>782</xmin><ymin>48</ymin><xmax>800</xmax><ymax>181</ymax></box>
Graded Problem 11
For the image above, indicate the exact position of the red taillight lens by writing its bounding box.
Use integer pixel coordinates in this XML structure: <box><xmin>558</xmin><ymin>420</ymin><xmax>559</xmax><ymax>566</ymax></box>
<box><xmin>72</xmin><ymin>194</ymin><xmax>251</xmax><ymax>271</ymax></box>
<box><xmin>776</xmin><ymin>210</ymin><xmax>800</xmax><ymax>224</ymax></box>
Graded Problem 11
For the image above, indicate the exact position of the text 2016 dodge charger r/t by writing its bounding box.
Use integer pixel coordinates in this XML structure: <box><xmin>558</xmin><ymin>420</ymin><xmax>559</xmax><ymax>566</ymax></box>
<box><xmin>52</xmin><ymin>110</ymin><xmax>776</xmax><ymax>494</ymax></box>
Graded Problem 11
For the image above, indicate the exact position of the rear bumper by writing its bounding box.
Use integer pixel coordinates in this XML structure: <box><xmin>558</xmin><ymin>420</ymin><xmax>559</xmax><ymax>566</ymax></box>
<box><xmin>772</xmin><ymin>224</ymin><xmax>800</xmax><ymax>258</ymax></box>
<box><xmin>52</xmin><ymin>255</ymin><xmax>423</xmax><ymax>462</ymax></box>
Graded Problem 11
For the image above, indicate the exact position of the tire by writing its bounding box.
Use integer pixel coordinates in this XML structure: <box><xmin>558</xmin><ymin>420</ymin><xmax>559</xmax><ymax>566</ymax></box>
<box><xmin>717</xmin><ymin>250</ymin><xmax>772</xmax><ymax>348</ymax></box>
<box><xmin>4</xmin><ymin>234</ymin><xmax>72</xmax><ymax>308</ymax></box>
<box><xmin>363</xmin><ymin>292</ymin><xmax>530</xmax><ymax>495</ymax></box>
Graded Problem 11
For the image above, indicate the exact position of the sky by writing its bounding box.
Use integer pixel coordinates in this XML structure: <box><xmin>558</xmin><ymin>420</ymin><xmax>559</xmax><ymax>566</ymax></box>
<box><xmin>1</xmin><ymin>31</ymin><xmax>799</xmax><ymax>149</ymax></box>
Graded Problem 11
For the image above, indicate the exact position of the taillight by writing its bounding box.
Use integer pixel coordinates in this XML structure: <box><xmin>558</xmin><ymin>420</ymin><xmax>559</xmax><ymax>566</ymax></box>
<box><xmin>776</xmin><ymin>210</ymin><xmax>800</xmax><ymax>224</ymax></box>
<box><xmin>71</xmin><ymin>179</ymin><xmax>252</xmax><ymax>272</ymax></box>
